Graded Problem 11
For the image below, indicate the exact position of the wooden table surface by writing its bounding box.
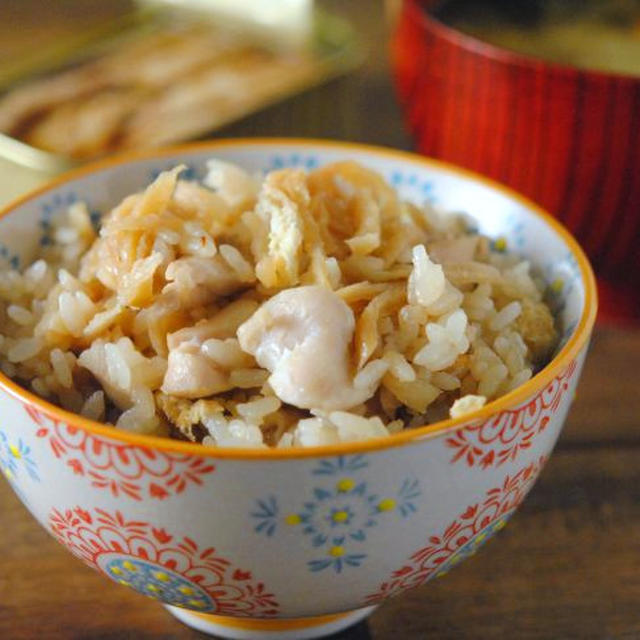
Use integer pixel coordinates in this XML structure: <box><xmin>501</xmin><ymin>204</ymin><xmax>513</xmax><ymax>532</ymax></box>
<box><xmin>2</xmin><ymin>2</ymin><xmax>640</xmax><ymax>639</ymax></box>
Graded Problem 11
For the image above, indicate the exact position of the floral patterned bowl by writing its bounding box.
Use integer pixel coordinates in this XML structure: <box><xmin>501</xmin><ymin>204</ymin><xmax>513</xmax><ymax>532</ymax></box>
<box><xmin>0</xmin><ymin>139</ymin><xmax>597</xmax><ymax>639</ymax></box>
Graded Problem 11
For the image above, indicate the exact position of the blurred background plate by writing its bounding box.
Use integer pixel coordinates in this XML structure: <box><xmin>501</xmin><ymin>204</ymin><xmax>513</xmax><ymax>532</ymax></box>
<box><xmin>0</xmin><ymin>0</ymin><xmax>362</xmax><ymax>202</ymax></box>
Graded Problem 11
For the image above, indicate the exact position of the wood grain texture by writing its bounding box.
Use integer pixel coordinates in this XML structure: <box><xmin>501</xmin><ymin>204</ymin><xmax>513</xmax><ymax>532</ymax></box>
<box><xmin>1</xmin><ymin>2</ymin><xmax>639</xmax><ymax>638</ymax></box>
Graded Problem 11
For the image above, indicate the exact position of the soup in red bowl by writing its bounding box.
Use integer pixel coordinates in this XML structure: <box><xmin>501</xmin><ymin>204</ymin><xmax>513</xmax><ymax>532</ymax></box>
<box><xmin>392</xmin><ymin>0</ymin><xmax>640</xmax><ymax>321</ymax></box>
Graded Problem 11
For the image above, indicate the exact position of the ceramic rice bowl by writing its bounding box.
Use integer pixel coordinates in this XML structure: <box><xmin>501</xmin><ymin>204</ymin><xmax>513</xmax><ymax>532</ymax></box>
<box><xmin>0</xmin><ymin>139</ymin><xmax>597</xmax><ymax>639</ymax></box>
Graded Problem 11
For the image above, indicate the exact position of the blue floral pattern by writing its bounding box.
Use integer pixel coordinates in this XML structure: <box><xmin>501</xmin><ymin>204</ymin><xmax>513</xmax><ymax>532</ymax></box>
<box><xmin>0</xmin><ymin>430</ymin><xmax>39</xmax><ymax>510</ymax></box>
<box><xmin>98</xmin><ymin>555</ymin><xmax>215</xmax><ymax>610</ymax></box>
<box><xmin>503</xmin><ymin>212</ymin><xmax>526</xmax><ymax>249</ymax></box>
<box><xmin>39</xmin><ymin>191</ymin><xmax>78</xmax><ymax>247</ymax></box>
<box><xmin>265</xmin><ymin>153</ymin><xmax>318</xmax><ymax>172</ymax></box>
<box><xmin>0</xmin><ymin>430</ymin><xmax>39</xmax><ymax>483</ymax></box>
<box><xmin>433</xmin><ymin>514</ymin><xmax>511</xmax><ymax>579</ymax></box>
<box><xmin>543</xmin><ymin>249</ymin><xmax>581</xmax><ymax>350</ymax></box>
<box><xmin>389</xmin><ymin>170</ymin><xmax>437</xmax><ymax>204</ymax></box>
<box><xmin>252</xmin><ymin>456</ymin><xmax>420</xmax><ymax>573</ymax></box>
<box><xmin>0</xmin><ymin>243</ymin><xmax>19</xmax><ymax>269</ymax></box>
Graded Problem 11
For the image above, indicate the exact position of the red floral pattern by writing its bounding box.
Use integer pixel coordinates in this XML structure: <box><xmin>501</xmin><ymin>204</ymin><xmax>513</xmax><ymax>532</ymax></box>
<box><xmin>25</xmin><ymin>406</ymin><xmax>214</xmax><ymax>500</ymax></box>
<box><xmin>48</xmin><ymin>506</ymin><xmax>279</xmax><ymax>616</ymax></box>
<box><xmin>366</xmin><ymin>456</ymin><xmax>546</xmax><ymax>604</ymax></box>
<box><xmin>446</xmin><ymin>362</ymin><xmax>577</xmax><ymax>468</ymax></box>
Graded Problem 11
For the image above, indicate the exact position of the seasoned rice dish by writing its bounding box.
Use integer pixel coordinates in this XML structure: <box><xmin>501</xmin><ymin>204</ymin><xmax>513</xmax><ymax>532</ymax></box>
<box><xmin>0</xmin><ymin>160</ymin><xmax>557</xmax><ymax>448</ymax></box>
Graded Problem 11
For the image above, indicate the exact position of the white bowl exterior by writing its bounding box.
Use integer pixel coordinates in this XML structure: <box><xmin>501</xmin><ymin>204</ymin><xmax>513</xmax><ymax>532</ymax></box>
<box><xmin>0</xmin><ymin>142</ymin><xmax>591</xmax><ymax>618</ymax></box>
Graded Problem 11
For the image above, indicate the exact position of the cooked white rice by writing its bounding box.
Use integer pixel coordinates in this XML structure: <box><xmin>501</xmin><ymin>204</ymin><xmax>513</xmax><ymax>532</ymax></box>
<box><xmin>0</xmin><ymin>160</ymin><xmax>558</xmax><ymax>448</ymax></box>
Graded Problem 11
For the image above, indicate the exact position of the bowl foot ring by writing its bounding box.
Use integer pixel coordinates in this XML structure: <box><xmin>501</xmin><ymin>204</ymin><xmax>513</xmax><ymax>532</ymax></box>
<box><xmin>165</xmin><ymin>604</ymin><xmax>377</xmax><ymax>639</ymax></box>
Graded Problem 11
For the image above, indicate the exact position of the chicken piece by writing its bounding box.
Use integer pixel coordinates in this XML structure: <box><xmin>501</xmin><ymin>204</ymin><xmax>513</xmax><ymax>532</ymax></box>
<box><xmin>162</xmin><ymin>343</ymin><xmax>231</xmax><ymax>398</ymax></box>
<box><xmin>515</xmin><ymin>298</ymin><xmax>558</xmax><ymax>363</ymax></box>
<box><xmin>77</xmin><ymin>338</ymin><xmax>166</xmax><ymax>410</ymax></box>
<box><xmin>167</xmin><ymin>299</ymin><xmax>259</xmax><ymax>349</ymax></box>
<box><xmin>161</xmin><ymin>299</ymin><xmax>258</xmax><ymax>399</ymax></box>
<box><xmin>237</xmin><ymin>285</ymin><xmax>382</xmax><ymax>411</ymax></box>
<box><xmin>163</xmin><ymin>255</ymin><xmax>253</xmax><ymax>306</ymax></box>
<box><xmin>132</xmin><ymin>291</ymin><xmax>192</xmax><ymax>357</ymax></box>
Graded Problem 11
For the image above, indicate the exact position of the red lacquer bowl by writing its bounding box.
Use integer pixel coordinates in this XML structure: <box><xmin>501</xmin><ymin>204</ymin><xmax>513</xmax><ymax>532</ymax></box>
<box><xmin>392</xmin><ymin>0</ymin><xmax>640</xmax><ymax>323</ymax></box>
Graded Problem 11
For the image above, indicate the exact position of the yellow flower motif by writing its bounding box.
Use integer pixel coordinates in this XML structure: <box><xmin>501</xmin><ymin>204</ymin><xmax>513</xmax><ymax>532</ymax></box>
<box><xmin>494</xmin><ymin>237</ymin><xmax>507</xmax><ymax>252</ymax></box>
<box><xmin>110</xmin><ymin>566</ymin><xmax>123</xmax><ymax>576</ymax></box>
<box><xmin>329</xmin><ymin>546</ymin><xmax>345</xmax><ymax>558</ymax></box>
<box><xmin>188</xmin><ymin>599</ymin><xmax>206</xmax><ymax>608</ymax></box>
<box><xmin>154</xmin><ymin>571</ymin><xmax>170</xmax><ymax>583</ymax></box>
<box><xmin>147</xmin><ymin>584</ymin><xmax>160</xmax><ymax>593</ymax></box>
<box><xmin>377</xmin><ymin>498</ymin><xmax>396</xmax><ymax>512</ymax></box>
<box><xmin>551</xmin><ymin>278</ymin><xmax>564</xmax><ymax>293</ymax></box>
<box><xmin>118</xmin><ymin>579</ymin><xmax>130</xmax><ymax>586</ymax></box>
<box><xmin>9</xmin><ymin>444</ymin><xmax>21</xmax><ymax>459</ymax></box>
<box><xmin>179</xmin><ymin>586</ymin><xmax>194</xmax><ymax>596</ymax></box>
<box><xmin>332</xmin><ymin>510</ymin><xmax>350</xmax><ymax>523</ymax></box>
<box><xmin>122</xmin><ymin>561</ymin><xmax>137</xmax><ymax>572</ymax></box>
<box><xmin>285</xmin><ymin>513</ymin><xmax>301</xmax><ymax>525</ymax></box>
<box><xmin>336</xmin><ymin>478</ymin><xmax>355</xmax><ymax>493</ymax></box>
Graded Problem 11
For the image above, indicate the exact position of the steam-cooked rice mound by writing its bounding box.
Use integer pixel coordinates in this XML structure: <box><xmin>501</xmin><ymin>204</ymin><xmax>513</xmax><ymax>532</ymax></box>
<box><xmin>0</xmin><ymin>160</ymin><xmax>557</xmax><ymax>448</ymax></box>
